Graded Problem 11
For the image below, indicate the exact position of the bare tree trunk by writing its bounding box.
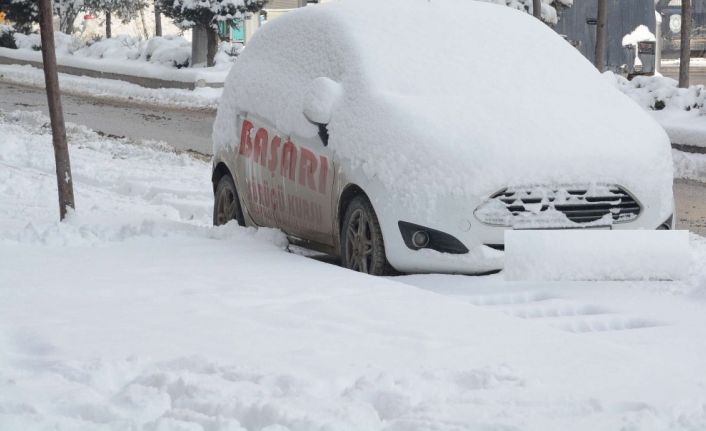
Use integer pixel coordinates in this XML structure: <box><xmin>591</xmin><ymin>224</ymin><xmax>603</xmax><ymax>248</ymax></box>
<box><xmin>594</xmin><ymin>0</ymin><xmax>608</xmax><ymax>72</ymax></box>
<box><xmin>139</xmin><ymin>9</ymin><xmax>150</xmax><ymax>40</ymax></box>
<box><xmin>207</xmin><ymin>27</ymin><xmax>218</xmax><ymax>67</ymax></box>
<box><xmin>38</xmin><ymin>0</ymin><xmax>75</xmax><ymax>221</ymax></box>
<box><xmin>533</xmin><ymin>0</ymin><xmax>542</xmax><ymax>19</ymax></box>
<box><xmin>680</xmin><ymin>0</ymin><xmax>692</xmax><ymax>88</ymax></box>
<box><xmin>105</xmin><ymin>11</ymin><xmax>112</xmax><ymax>39</ymax></box>
<box><xmin>58</xmin><ymin>7</ymin><xmax>79</xmax><ymax>34</ymax></box>
<box><xmin>155</xmin><ymin>1</ymin><xmax>162</xmax><ymax>37</ymax></box>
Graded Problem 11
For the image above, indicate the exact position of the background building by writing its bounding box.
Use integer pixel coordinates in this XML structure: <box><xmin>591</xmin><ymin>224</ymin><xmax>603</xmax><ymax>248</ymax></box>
<box><xmin>555</xmin><ymin>0</ymin><xmax>656</xmax><ymax>73</ymax></box>
<box><xmin>657</xmin><ymin>0</ymin><xmax>706</xmax><ymax>57</ymax></box>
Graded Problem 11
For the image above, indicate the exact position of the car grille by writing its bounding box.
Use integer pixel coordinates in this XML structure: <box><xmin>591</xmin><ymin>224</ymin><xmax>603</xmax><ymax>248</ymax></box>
<box><xmin>476</xmin><ymin>185</ymin><xmax>641</xmax><ymax>227</ymax></box>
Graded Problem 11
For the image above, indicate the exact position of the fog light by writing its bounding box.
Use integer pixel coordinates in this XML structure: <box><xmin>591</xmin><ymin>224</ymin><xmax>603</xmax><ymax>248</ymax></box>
<box><xmin>398</xmin><ymin>221</ymin><xmax>470</xmax><ymax>254</ymax></box>
<box><xmin>412</xmin><ymin>230</ymin><xmax>430</xmax><ymax>248</ymax></box>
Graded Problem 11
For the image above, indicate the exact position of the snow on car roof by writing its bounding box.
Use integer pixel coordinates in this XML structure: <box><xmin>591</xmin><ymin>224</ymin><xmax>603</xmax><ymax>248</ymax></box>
<box><xmin>214</xmin><ymin>0</ymin><xmax>673</xmax><ymax>218</ymax></box>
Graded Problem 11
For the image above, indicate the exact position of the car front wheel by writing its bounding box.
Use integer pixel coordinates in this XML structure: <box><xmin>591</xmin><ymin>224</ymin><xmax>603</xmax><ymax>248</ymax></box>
<box><xmin>213</xmin><ymin>175</ymin><xmax>245</xmax><ymax>227</ymax></box>
<box><xmin>341</xmin><ymin>195</ymin><xmax>393</xmax><ymax>276</ymax></box>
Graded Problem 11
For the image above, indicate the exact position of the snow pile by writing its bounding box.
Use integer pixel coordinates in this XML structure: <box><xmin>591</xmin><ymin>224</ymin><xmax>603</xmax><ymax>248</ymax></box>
<box><xmin>217</xmin><ymin>0</ymin><xmax>673</xmax><ymax>223</ymax></box>
<box><xmin>3</xmin><ymin>110</ymin><xmax>706</xmax><ymax>430</ymax></box>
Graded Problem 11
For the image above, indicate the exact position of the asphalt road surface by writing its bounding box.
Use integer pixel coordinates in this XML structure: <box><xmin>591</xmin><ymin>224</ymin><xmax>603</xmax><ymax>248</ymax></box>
<box><xmin>1</xmin><ymin>80</ymin><xmax>705</xmax><ymax>235</ymax></box>
<box><xmin>0</xmin><ymin>81</ymin><xmax>215</xmax><ymax>155</ymax></box>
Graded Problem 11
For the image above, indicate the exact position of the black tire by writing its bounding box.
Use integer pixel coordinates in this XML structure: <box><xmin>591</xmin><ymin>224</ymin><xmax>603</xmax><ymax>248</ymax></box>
<box><xmin>340</xmin><ymin>195</ymin><xmax>394</xmax><ymax>276</ymax></box>
<box><xmin>213</xmin><ymin>175</ymin><xmax>245</xmax><ymax>227</ymax></box>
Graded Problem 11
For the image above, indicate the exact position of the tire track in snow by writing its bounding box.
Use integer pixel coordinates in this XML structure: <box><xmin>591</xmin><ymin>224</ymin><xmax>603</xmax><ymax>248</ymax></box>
<box><xmin>435</xmin><ymin>289</ymin><xmax>663</xmax><ymax>334</ymax></box>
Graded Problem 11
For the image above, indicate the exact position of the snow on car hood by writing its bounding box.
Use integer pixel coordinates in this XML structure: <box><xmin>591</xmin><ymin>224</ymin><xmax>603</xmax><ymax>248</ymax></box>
<box><xmin>214</xmin><ymin>0</ymin><xmax>673</xmax><ymax>216</ymax></box>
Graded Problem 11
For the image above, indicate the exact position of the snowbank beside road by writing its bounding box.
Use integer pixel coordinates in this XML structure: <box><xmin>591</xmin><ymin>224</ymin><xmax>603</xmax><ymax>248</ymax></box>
<box><xmin>2</xmin><ymin>110</ymin><xmax>706</xmax><ymax>430</ymax></box>
<box><xmin>5</xmin><ymin>32</ymin><xmax>237</xmax><ymax>70</ymax></box>
<box><xmin>0</xmin><ymin>33</ymin><xmax>231</xmax><ymax>86</ymax></box>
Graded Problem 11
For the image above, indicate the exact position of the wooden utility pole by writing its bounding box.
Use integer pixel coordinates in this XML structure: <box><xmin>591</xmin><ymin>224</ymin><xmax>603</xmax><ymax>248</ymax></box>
<box><xmin>594</xmin><ymin>0</ymin><xmax>608</xmax><ymax>72</ymax></box>
<box><xmin>679</xmin><ymin>0</ymin><xmax>692</xmax><ymax>88</ymax></box>
<box><xmin>155</xmin><ymin>1</ymin><xmax>162</xmax><ymax>37</ymax></box>
<box><xmin>533</xmin><ymin>0</ymin><xmax>542</xmax><ymax>20</ymax></box>
<box><xmin>38</xmin><ymin>0</ymin><xmax>75</xmax><ymax>221</ymax></box>
<box><xmin>105</xmin><ymin>11</ymin><xmax>112</xmax><ymax>38</ymax></box>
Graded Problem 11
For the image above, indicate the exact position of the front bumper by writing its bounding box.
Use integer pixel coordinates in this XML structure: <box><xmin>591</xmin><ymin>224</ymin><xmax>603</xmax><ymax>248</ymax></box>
<box><xmin>375</xmin><ymin>186</ymin><xmax>674</xmax><ymax>275</ymax></box>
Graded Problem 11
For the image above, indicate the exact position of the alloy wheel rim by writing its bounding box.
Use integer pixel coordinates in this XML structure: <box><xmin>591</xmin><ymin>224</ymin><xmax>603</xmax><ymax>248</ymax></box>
<box><xmin>345</xmin><ymin>209</ymin><xmax>374</xmax><ymax>273</ymax></box>
<box><xmin>216</xmin><ymin>188</ymin><xmax>236</xmax><ymax>226</ymax></box>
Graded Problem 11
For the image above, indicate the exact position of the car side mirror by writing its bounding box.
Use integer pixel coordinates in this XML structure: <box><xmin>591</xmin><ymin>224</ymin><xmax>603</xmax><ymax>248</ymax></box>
<box><xmin>303</xmin><ymin>77</ymin><xmax>343</xmax><ymax>126</ymax></box>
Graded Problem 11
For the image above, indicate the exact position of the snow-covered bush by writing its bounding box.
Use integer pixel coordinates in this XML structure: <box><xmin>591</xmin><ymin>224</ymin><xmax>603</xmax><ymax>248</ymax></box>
<box><xmin>142</xmin><ymin>36</ymin><xmax>191</xmax><ymax>68</ymax></box>
<box><xmin>12</xmin><ymin>31</ymin><xmax>41</xmax><ymax>51</ymax></box>
<box><xmin>75</xmin><ymin>34</ymin><xmax>141</xmax><ymax>60</ymax></box>
<box><xmin>483</xmin><ymin>0</ymin><xmax>572</xmax><ymax>25</ymax></box>
<box><xmin>214</xmin><ymin>41</ymin><xmax>244</xmax><ymax>68</ymax></box>
<box><xmin>12</xmin><ymin>31</ymin><xmax>79</xmax><ymax>54</ymax></box>
<box><xmin>72</xmin><ymin>34</ymin><xmax>239</xmax><ymax>68</ymax></box>
<box><xmin>608</xmin><ymin>72</ymin><xmax>706</xmax><ymax>114</ymax></box>
<box><xmin>0</xmin><ymin>25</ymin><xmax>17</xmax><ymax>49</ymax></box>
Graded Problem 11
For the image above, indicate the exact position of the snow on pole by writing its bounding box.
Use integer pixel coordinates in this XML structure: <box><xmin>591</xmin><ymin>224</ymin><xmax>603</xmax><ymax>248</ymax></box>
<box><xmin>504</xmin><ymin>230</ymin><xmax>690</xmax><ymax>281</ymax></box>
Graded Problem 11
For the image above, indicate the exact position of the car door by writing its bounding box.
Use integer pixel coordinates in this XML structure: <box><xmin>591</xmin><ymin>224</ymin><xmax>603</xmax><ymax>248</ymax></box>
<box><xmin>234</xmin><ymin>114</ymin><xmax>285</xmax><ymax>229</ymax></box>
<box><xmin>278</xmin><ymin>129</ymin><xmax>336</xmax><ymax>246</ymax></box>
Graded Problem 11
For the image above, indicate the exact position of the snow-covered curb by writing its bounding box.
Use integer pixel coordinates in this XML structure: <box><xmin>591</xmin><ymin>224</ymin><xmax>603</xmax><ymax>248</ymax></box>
<box><xmin>0</xmin><ymin>46</ymin><xmax>228</xmax><ymax>87</ymax></box>
<box><xmin>0</xmin><ymin>64</ymin><xmax>220</xmax><ymax>110</ymax></box>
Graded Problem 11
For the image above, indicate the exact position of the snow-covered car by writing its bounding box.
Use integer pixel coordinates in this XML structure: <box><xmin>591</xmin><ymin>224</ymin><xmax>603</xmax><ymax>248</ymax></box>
<box><xmin>211</xmin><ymin>0</ymin><xmax>675</xmax><ymax>275</ymax></box>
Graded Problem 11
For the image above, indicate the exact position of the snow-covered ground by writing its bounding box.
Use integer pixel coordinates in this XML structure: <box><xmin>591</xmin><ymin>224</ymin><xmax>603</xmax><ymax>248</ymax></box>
<box><xmin>2</xmin><ymin>111</ymin><xmax>706</xmax><ymax>430</ymax></box>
